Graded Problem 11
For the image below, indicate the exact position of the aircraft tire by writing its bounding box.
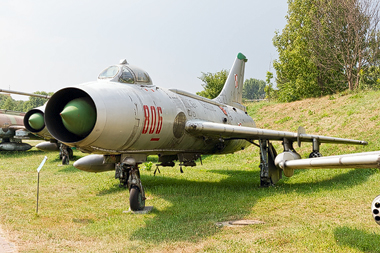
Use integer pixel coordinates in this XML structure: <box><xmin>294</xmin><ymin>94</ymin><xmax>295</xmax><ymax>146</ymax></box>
<box><xmin>68</xmin><ymin>148</ymin><xmax>74</xmax><ymax>159</ymax></box>
<box><xmin>62</xmin><ymin>155</ymin><xmax>69</xmax><ymax>165</ymax></box>
<box><xmin>309</xmin><ymin>151</ymin><xmax>322</xmax><ymax>158</ymax></box>
<box><xmin>129</xmin><ymin>186</ymin><xmax>145</xmax><ymax>211</ymax></box>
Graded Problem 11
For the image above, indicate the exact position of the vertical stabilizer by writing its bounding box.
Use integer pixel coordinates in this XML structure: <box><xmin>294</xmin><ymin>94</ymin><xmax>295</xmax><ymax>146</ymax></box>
<box><xmin>214</xmin><ymin>53</ymin><xmax>247</xmax><ymax>109</ymax></box>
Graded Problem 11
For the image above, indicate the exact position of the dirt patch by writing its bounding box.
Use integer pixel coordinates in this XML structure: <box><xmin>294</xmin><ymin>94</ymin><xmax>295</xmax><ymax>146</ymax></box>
<box><xmin>0</xmin><ymin>227</ymin><xmax>17</xmax><ymax>253</ymax></box>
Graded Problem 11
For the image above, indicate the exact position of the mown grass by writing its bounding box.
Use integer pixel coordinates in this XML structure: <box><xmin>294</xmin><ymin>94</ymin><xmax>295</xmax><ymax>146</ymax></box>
<box><xmin>1</xmin><ymin>90</ymin><xmax>380</xmax><ymax>252</ymax></box>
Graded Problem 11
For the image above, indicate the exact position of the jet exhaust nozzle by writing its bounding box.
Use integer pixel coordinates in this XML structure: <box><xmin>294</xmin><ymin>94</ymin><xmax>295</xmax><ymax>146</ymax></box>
<box><xmin>23</xmin><ymin>105</ymin><xmax>46</xmax><ymax>133</ymax></box>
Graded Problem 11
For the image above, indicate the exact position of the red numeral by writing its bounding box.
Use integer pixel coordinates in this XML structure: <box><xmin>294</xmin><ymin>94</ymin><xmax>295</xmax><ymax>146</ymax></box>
<box><xmin>156</xmin><ymin>107</ymin><xmax>162</xmax><ymax>134</ymax></box>
<box><xmin>149</xmin><ymin>106</ymin><xmax>157</xmax><ymax>134</ymax></box>
<box><xmin>142</xmin><ymin>105</ymin><xmax>163</xmax><ymax>135</ymax></box>
<box><xmin>142</xmin><ymin>105</ymin><xmax>150</xmax><ymax>134</ymax></box>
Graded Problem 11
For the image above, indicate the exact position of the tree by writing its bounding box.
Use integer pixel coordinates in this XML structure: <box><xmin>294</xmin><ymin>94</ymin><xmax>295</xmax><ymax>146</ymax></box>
<box><xmin>265</xmin><ymin>72</ymin><xmax>275</xmax><ymax>102</ymax></box>
<box><xmin>359</xmin><ymin>66</ymin><xmax>380</xmax><ymax>89</ymax></box>
<box><xmin>242</xmin><ymin>78</ymin><xmax>266</xmax><ymax>100</ymax></box>
<box><xmin>13</xmin><ymin>100</ymin><xmax>25</xmax><ymax>112</ymax></box>
<box><xmin>196</xmin><ymin>70</ymin><xmax>228</xmax><ymax>99</ymax></box>
<box><xmin>272</xmin><ymin>0</ymin><xmax>380</xmax><ymax>102</ymax></box>
<box><xmin>309</xmin><ymin>0</ymin><xmax>380</xmax><ymax>90</ymax></box>
<box><xmin>272</xmin><ymin>0</ymin><xmax>337</xmax><ymax>102</ymax></box>
<box><xmin>0</xmin><ymin>94</ymin><xmax>9</xmax><ymax>108</ymax></box>
<box><xmin>22</xmin><ymin>91</ymin><xmax>51</xmax><ymax>112</ymax></box>
<box><xmin>2</xmin><ymin>96</ymin><xmax>15</xmax><ymax>110</ymax></box>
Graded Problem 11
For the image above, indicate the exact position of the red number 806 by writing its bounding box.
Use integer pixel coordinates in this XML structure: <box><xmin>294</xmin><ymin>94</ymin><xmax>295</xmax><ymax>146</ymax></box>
<box><xmin>142</xmin><ymin>105</ymin><xmax>163</xmax><ymax>134</ymax></box>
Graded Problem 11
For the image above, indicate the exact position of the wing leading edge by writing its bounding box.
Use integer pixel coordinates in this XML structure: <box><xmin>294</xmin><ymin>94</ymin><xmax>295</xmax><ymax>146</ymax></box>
<box><xmin>185</xmin><ymin>120</ymin><xmax>368</xmax><ymax>146</ymax></box>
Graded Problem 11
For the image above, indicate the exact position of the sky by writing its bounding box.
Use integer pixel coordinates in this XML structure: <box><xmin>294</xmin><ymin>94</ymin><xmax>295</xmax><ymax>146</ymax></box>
<box><xmin>0</xmin><ymin>0</ymin><xmax>288</xmax><ymax>101</ymax></box>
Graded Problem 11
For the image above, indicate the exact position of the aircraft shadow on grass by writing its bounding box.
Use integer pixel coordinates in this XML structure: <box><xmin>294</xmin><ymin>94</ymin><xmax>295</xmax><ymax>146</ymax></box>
<box><xmin>334</xmin><ymin>226</ymin><xmax>380</xmax><ymax>252</ymax></box>
<box><xmin>58</xmin><ymin>165</ymin><xmax>82</xmax><ymax>173</ymax></box>
<box><xmin>93</xmin><ymin>167</ymin><xmax>376</xmax><ymax>243</ymax></box>
<box><xmin>0</xmin><ymin>150</ymin><xmax>44</xmax><ymax>159</ymax></box>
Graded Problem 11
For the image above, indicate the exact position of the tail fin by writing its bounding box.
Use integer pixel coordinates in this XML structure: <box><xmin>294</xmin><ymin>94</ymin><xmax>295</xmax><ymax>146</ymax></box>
<box><xmin>214</xmin><ymin>53</ymin><xmax>247</xmax><ymax>108</ymax></box>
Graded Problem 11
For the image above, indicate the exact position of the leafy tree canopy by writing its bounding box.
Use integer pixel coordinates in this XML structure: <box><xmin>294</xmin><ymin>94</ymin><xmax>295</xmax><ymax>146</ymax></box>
<box><xmin>0</xmin><ymin>91</ymin><xmax>52</xmax><ymax>112</ymax></box>
<box><xmin>273</xmin><ymin>0</ymin><xmax>334</xmax><ymax>102</ymax></box>
<box><xmin>196</xmin><ymin>70</ymin><xmax>228</xmax><ymax>99</ymax></box>
<box><xmin>243</xmin><ymin>78</ymin><xmax>266</xmax><ymax>100</ymax></box>
<box><xmin>273</xmin><ymin>0</ymin><xmax>379</xmax><ymax>102</ymax></box>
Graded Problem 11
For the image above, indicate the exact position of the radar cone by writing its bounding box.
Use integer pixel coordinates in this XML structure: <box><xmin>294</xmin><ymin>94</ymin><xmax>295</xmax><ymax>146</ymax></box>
<box><xmin>28</xmin><ymin>112</ymin><xmax>44</xmax><ymax>130</ymax></box>
<box><xmin>60</xmin><ymin>98</ymin><xmax>96</xmax><ymax>136</ymax></box>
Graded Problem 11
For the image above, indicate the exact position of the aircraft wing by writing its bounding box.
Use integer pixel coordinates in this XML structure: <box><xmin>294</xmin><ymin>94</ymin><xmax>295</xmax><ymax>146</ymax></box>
<box><xmin>185</xmin><ymin>120</ymin><xmax>368</xmax><ymax>146</ymax></box>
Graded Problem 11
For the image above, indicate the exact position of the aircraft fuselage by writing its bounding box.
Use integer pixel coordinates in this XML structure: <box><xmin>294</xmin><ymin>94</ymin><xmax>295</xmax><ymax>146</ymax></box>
<box><xmin>45</xmin><ymin>81</ymin><xmax>255</xmax><ymax>157</ymax></box>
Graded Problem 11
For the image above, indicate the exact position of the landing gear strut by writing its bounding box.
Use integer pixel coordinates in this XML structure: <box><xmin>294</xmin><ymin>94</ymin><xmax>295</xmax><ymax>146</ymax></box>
<box><xmin>309</xmin><ymin>138</ymin><xmax>323</xmax><ymax>158</ymax></box>
<box><xmin>115</xmin><ymin>158</ymin><xmax>146</xmax><ymax>211</ymax></box>
<box><xmin>59</xmin><ymin>144</ymin><xmax>73</xmax><ymax>165</ymax></box>
<box><xmin>259</xmin><ymin>139</ymin><xmax>282</xmax><ymax>187</ymax></box>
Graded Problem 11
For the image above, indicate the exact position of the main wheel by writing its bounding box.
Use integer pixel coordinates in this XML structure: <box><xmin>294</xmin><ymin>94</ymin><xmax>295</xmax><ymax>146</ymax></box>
<box><xmin>129</xmin><ymin>187</ymin><xmax>145</xmax><ymax>211</ymax></box>
<box><xmin>309</xmin><ymin>151</ymin><xmax>322</xmax><ymax>158</ymax></box>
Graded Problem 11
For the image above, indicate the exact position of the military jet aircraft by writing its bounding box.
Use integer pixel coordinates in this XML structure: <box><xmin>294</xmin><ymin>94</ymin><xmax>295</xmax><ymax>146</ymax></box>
<box><xmin>32</xmin><ymin>53</ymin><xmax>378</xmax><ymax>212</ymax></box>
<box><xmin>0</xmin><ymin>89</ymin><xmax>73</xmax><ymax>163</ymax></box>
<box><xmin>0</xmin><ymin>109</ymin><xmax>34</xmax><ymax>151</ymax></box>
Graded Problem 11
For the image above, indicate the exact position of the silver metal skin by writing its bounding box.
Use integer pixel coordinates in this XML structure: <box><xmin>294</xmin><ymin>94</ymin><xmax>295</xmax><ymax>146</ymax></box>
<box><xmin>73</xmin><ymin>154</ymin><xmax>115</xmax><ymax>172</ymax></box>
<box><xmin>185</xmin><ymin>121</ymin><xmax>367</xmax><ymax>145</ymax></box>
<box><xmin>35</xmin><ymin>141</ymin><xmax>59</xmax><ymax>151</ymax></box>
<box><xmin>44</xmin><ymin>55</ymin><xmax>255</xmax><ymax>159</ymax></box>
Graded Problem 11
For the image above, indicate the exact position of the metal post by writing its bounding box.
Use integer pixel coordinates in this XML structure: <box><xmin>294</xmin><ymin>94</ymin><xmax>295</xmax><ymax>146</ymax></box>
<box><xmin>36</xmin><ymin>156</ymin><xmax>48</xmax><ymax>214</ymax></box>
<box><xmin>36</xmin><ymin>172</ymin><xmax>40</xmax><ymax>214</ymax></box>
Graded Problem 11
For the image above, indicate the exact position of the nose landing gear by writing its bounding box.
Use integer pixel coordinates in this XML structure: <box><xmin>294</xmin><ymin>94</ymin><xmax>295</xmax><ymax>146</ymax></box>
<box><xmin>60</xmin><ymin>144</ymin><xmax>74</xmax><ymax>165</ymax></box>
<box><xmin>115</xmin><ymin>158</ymin><xmax>146</xmax><ymax>211</ymax></box>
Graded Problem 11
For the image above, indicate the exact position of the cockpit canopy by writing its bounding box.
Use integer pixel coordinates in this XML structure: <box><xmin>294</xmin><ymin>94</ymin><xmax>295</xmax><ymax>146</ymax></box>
<box><xmin>98</xmin><ymin>61</ymin><xmax>152</xmax><ymax>85</ymax></box>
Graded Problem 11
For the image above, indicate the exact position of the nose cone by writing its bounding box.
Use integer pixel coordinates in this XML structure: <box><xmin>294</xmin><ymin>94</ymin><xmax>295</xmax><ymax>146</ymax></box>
<box><xmin>60</xmin><ymin>98</ymin><xmax>96</xmax><ymax>136</ymax></box>
<box><xmin>28</xmin><ymin>112</ymin><xmax>44</xmax><ymax>130</ymax></box>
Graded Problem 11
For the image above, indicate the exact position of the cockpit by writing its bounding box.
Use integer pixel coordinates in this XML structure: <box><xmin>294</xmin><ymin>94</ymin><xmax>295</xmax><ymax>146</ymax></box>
<box><xmin>98</xmin><ymin>59</ymin><xmax>153</xmax><ymax>85</ymax></box>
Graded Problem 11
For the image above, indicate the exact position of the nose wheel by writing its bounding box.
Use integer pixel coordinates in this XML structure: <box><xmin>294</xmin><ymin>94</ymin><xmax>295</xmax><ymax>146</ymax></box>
<box><xmin>60</xmin><ymin>144</ymin><xmax>73</xmax><ymax>165</ymax></box>
<box><xmin>115</xmin><ymin>160</ymin><xmax>146</xmax><ymax>211</ymax></box>
<box><xmin>129</xmin><ymin>186</ymin><xmax>145</xmax><ymax>211</ymax></box>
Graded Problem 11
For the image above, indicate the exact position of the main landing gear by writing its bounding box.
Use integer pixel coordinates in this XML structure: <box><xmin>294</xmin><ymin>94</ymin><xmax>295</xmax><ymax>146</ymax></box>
<box><xmin>258</xmin><ymin>137</ymin><xmax>324</xmax><ymax>187</ymax></box>
<box><xmin>59</xmin><ymin>144</ymin><xmax>74</xmax><ymax>165</ymax></box>
<box><xmin>115</xmin><ymin>158</ymin><xmax>146</xmax><ymax>211</ymax></box>
<box><xmin>258</xmin><ymin>139</ymin><xmax>282</xmax><ymax>187</ymax></box>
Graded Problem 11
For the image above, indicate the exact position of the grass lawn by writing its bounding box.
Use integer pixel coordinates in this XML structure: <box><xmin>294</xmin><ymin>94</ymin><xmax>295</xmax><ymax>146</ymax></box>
<box><xmin>1</xmin><ymin>90</ymin><xmax>380</xmax><ymax>252</ymax></box>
